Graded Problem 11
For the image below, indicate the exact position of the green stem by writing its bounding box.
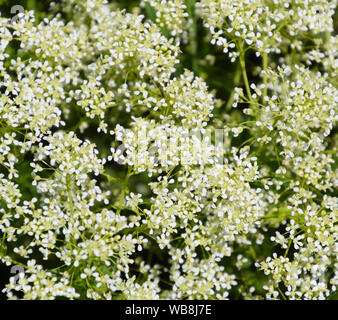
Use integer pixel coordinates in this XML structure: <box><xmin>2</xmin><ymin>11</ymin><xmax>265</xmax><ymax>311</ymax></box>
<box><xmin>277</xmin><ymin>287</ymin><xmax>287</xmax><ymax>300</ymax></box>
<box><xmin>144</xmin><ymin>2</ymin><xmax>156</xmax><ymax>22</ymax></box>
<box><xmin>249</xmin><ymin>245</ymin><xmax>257</xmax><ymax>260</ymax></box>
<box><xmin>102</xmin><ymin>172</ymin><xmax>122</xmax><ymax>184</ymax></box>
<box><xmin>262</xmin><ymin>51</ymin><xmax>268</xmax><ymax>98</ymax></box>
<box><xmin>325</xmin><ymin>30</ymin><xmax>331</xmax><ymax>48</ymax></box>
<box><xmin>116</xmin><ymin>167</ymin><xmax>132</xmax><ymax>215</ymax></box>
<box><xmin>238</xmin><ymin>43</ymin><xmax>252</xmax><ymax>102</ymax></box>
<box><xmin>225</xmin><ymin>62</ymin><xmax>242</xmax><ymax>111</ymax></box>
<box><xmin>66</xmin><ymin>175</ymin><xmax>74</xmax><ymax>217</ymax></box>
<box><xmin>284</xmin><ymin>238</ymin><xmax>292</xmax><ymax>258</ymax></box>
<box><xmin>187</xmin><ymin>0</ymin><xmax>198</xmax><ymax>74</ymax></box>
<box><xmin>66</xmin><ymin>175</ymin><xmax>86</xmax><ymax>243</ymax></box>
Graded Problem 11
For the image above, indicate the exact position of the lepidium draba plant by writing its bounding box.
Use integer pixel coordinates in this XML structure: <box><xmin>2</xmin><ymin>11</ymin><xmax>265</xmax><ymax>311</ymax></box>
<box><xmin>0</xmin><ymin>0</ymin><xmax>337</xmax><ymax>300</ymax></box>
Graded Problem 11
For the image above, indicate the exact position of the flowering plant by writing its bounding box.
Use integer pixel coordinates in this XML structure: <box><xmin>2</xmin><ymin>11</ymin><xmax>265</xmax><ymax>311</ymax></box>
<box><xmin>0</xmin><ymin>0</ymin><xmax>337</xmax><ymax>300</ymax></box>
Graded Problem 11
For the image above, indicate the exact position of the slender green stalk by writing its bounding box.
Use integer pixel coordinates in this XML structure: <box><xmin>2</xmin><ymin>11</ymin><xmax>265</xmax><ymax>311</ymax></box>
<box><xmin>238</xmin><ymin>43</ymin><xmax>252</xmax><ymax>102</ymax></box>
<box><xmin>262</xmin><ymin>51</ymin><xmax>268</xmax><ymax>98</ymax></box>
<box><xmin>144</xmin><ymin>2</ymin><xmax>156</xmax><ymax>21</ymax></box>
<box><xmin>187</xmin><ymin>0</ymin><xmax>198</xmax><ymax>74</ymax></box>
<box><xmin>225</xmin><ymin>62</ymin><xmax>242</xmax><ymax>111</ymax></box>
<box><xmin>284</xmin><ymin>238</ymin><xmax>292</xmax><ymax>258</ymax></box>
<box><xmin>249</xmin><ymin>245</ymin><xmax>257</xmax><ymax>260</ymax></box>
<box><xmin>116</xmin><ymin>167</ymin><xmax>132</xmax><ymax>215</ymax></box>
<box><xmin>278</xmin><ymin>287</ymin><xmax>287</xmax><ymax>300</ymax></box>
<box><xmin>66</xmin><ymin>175</ymin><xmax>86</xmax><ymax>243</ymax></box>
<box><xmin>66</xmin><ymin>175</ymin><xmax>74</xmax><ymax>217</ymax></box>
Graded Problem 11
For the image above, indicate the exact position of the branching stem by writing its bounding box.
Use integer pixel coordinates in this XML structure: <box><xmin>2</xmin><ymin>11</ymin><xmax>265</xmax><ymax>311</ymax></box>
<box><xmin>238</xmin><ymin>43</ymin><xmax>252</xmax><ymax>102</ymax></box>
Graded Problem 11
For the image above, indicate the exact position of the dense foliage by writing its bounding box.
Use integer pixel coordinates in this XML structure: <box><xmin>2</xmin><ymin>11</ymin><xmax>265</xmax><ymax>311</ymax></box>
<box><xmin>0</xmin><ymin>0</ymin><xmax>337</xmax><ymax>300</ymax></box>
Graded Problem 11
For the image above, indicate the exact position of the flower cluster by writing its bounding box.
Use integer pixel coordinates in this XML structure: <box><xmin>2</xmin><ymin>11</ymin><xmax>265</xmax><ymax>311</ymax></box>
<box><xmin>197</xmin><ymin>0</ymin><xmax>337</xmax><ymax>58</ymax></box>
<box><xmin>141</xmin><ymin>0</ymin><xmax>189</xmax><ymax>38</ymax></box>
<box><xmin>0</xmin><ymin>0</ymin><xmax>337</xmax><ymax>300</ymax></box>
<box><xmin>244</xmin><ymin>65</ymin><xmax>338</xmax><ymax>190</ymax></box>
